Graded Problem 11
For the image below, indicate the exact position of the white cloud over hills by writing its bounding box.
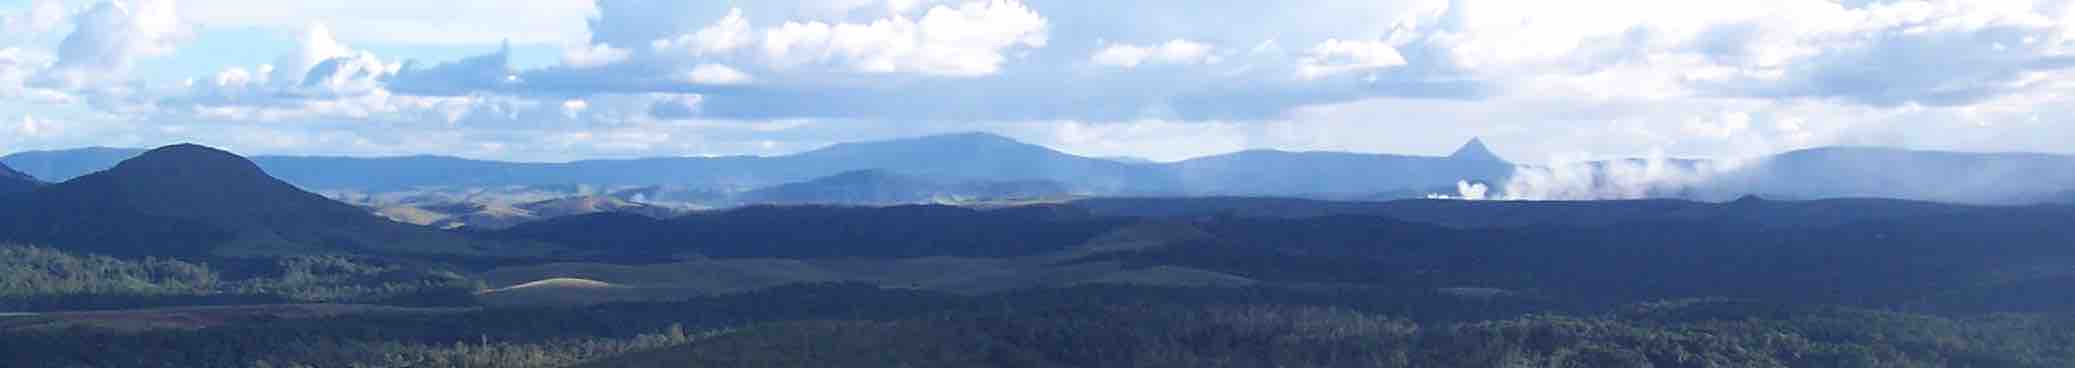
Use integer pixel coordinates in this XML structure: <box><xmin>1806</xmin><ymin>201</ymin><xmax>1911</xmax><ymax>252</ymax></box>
<box><xmin>2</xmin><ymin>0</ymin><xmax>2075</xmax><ymax>163</ymax></box>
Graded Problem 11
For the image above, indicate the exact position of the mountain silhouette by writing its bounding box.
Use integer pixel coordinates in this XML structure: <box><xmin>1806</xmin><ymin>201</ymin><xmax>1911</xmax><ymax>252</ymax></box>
<box><xmin>1170</xmin><ymin>148</ymin><xmax>1514</xmax><ymax>197</ymax></box>
<box><xmin>1717</xmin><ymin>146</ymin><xmax>2075</xmax><ymax>204</ymax></box>
<box><xmin>18</xmin><ymin>134</ymin><xmax>2075</xmax><ymax>205</ymax></box>
<box><xmin>740</xmin><ymin>169</ymin><xmax>1071</xmax><ymax>205</ymax></box>
<box><xmin>0</xmin><ymin>161</ymin><xmax>37</xmax><ymax>194</ymax></box>
<box><xmin>1448</xmin><ymin>137</ymin><xmax>1505</xmax><ymax>162</ymax></box>
<box><xmin>0</xmin><ymin>144</ymin><xmax>495</xmax><ymax>257</ymax></box>
<box><xmin>1</xmin><ymin>133</ymin><xmax>1175</xmax><ymax>194</ymax></box>
<box><xmin>0</xmin><ymin>146</ymin><xmax>147</xmax><ymax>183</ymax></box>
<box><xmin>779</xmin><ymin>133</ymin><xmax>1168</xmax><ymax>193</ymax></box>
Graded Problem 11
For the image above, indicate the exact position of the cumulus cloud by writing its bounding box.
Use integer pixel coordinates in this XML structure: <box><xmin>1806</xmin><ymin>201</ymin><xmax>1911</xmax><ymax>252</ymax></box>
<box><xmin>1296</xmin><ymin>39</ymin><xmax>1408</xmax><ymax>79</ymax></box>
<box><xmin>645</xmin><ymin>93</ymin><xmax>702</xmax><ymax>120</ymax></box>
<box><xmin>386</xmin><ymin>42</ymin><xmax>517</xmax><ymax>95</ymax></box>
<box><xmin>757</xmin><ymin>0</ymin><xmax>1049</xmax><ymax>76</ymax></box>
<box><xmin>1090</xmin><ymin>39</ymin><xmax>1217</xmax><ymax>68</ymax></box>
<box><xmin>647</xmin><ymin>8</ymin><xmax>752</xmax><ymax>56</ymax></box>
<box><xmin>15</xmin><ymin>114</ymin><xmax>51</xmax><ymax>136</ymax></box>
<box><xmin>680</xmin><ymin>63</ymin><xmax>752</xmax><ymax>85</ymax></box>
<box><xmin>32</xmin><ymin>0</ymin><xmax>187</xmax><ymax>91</ymax></box>
<box><xmin>1689</xmin><ymin>1</ymin><xmax>2075</xmax><ymax>106</ymax></box>
<box><xmin>173</xmin><ymin>22</ymin><xmax>402</xmax><ymax>111</ymax></box>
<box><xmin>0</xmin><ymin>0</ymin><xmax>68</xmax><ymax>45</ymax></box>
<box><xmin>562</xmin><ymin>43</ymin><xmax>631</xmax><ymax>69</ymax></box>
<box><xmin>175</xmin><ymin>0</ymin><xmax>595</xmax><ymax>46</ymax></box>
<box><xmin>0</xmin><ymin>47</ymin><xmax>67</xmax><ymax>103</ymax></box>
<box><xmin>13</xmin><ymin>0</ymin><xmax>2075</xmax><ymax>165</ymax></box>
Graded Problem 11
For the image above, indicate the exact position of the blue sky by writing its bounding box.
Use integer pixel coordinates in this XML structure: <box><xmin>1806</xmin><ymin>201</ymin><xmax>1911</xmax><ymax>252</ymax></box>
<box><xmin>4</xmin><ymin>0</ymin><xmax>2075</xmax><ymax>163</ymax></box>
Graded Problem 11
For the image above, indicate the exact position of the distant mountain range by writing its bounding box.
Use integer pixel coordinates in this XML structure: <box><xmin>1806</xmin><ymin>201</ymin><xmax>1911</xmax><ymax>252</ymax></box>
<box><xmin>1707</xmin><ymin>146</ymin><xmax>2075</xmax><ymax>204</ymax></box>
<box><xmin>0</xmin><ymin>144</ymin><xmax>511</xmax><ymax>258</ymax></box>
<box><xmin>0</xmin><ymin>133</ymin><xmax>1510</xmax><ymax>202</ymax></box>
<box><xmin>739</xmin><ymin>169</ymin><xmax>1071</xmax><ymax>205</ymax></box>
<box><xmin>7</xmin><ymin>133</ymin><xmax>2075</xmax><ymax>205</ymax></box>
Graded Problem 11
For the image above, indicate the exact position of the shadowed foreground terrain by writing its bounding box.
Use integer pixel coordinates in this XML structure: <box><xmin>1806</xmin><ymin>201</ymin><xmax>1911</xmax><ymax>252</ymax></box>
<box><xmin>7</xmin><ymin>144</ymin><xmax>2075</xmax><ymax>367</ymax></box>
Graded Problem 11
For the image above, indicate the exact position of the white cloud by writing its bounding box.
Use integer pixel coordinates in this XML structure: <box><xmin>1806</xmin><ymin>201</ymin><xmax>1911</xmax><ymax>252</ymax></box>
<box><xmin>758</xmin><ymin>0</ymin><xmax>1048</xmax><ymax>76</ymax></box>
<box><xmin>0</xmin><ymin>0</ymin><xmax>68</xmax><ymax>45</ymax></box>
<box><xmin>13</xmin><ymin>0</ymin><xmax>2075</xmax><ymax>165</ymax></box>
<box><xmin>681</xmin><ymin>63</ymin><xmax>752</xmax><ymax>85</ymax></box>
<box><xmin>16</xmin><ymin>114</ymin><xmax>51</xmax><ymax>136</ymax></box>
<box><xmin>649</xmin><ymin>8</ymin><xmax>752</xmax><ymax>56</ymax></box>
<box><xmin>271</xmin><ymin>23</ymin><xmax>355</xmax><ymax>87</ymax></box>
<box><xmin>559</xmin><ymin>99</ymin><xmax>587</xmax><ymax>119</ymax></box>
<box><xmin>1090</xmin><ymin>39</ymin><xmax>1216</xmax><ymax>68</ymax></box>
<box><xmin>561</xmin><ymin>43</ymin><xmax>630</xmax><ymax>69</ymax></box>
<box><xmin>175</xmin><ymin>0</ymin><xmax>594</xmax><ymax>46</ymax></box>
<box><xmin>33</xmin><ymin>0</ymin><xmax>189</xmax><ymax>90</ymax></box>
<box><xmin>1296</xmin><ymin>39</ymin><xmax>1407</xmax><ymax>80</ymax></box>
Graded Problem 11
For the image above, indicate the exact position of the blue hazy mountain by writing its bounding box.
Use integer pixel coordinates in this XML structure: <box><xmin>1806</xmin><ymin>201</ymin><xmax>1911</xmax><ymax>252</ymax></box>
<box><xmin>1166</xmin><ymin>139</ymin><xmax>1513</xmax><ymax>197</ymax></box>
<box><xmin>11</xmin><ymin>134</ymin><xmax>2075</xmax><ymax>204</ymax></box>
<box><xmin>0</xmin><ymin>133</ymin><xmax>1170</xmax><ymax>194</ymax></box>
<box><xmin>0</xmin><ymin>146</ymin><xmax>144</xmax><ymax>184</ymax></box>
<box><xmin>0</xmin><ymin>133</ymin><xmax>1489</xmax><ymax>198</ymax></box>
<box><xmin>1711</xmin><ymin>146</ymin><xmax>2075</xmax><ymax>204</ymax></box>
<box><xmin>739</xmin><ymin>169</ymin><xmax>1071</xmax><ymax>205</ymax></box>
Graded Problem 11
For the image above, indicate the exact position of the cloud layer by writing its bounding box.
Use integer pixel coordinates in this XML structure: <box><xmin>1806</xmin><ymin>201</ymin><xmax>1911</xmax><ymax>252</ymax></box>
<box><xmin>3</xmin><ymin>0</ymin><xmax>2075</xmax><ymax>163</ymax></box>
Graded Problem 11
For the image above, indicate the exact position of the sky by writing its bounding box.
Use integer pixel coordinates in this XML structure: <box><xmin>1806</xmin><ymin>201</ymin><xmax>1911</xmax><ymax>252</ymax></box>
<box><xmin>3</xmin><ymin>0</ymin><xmax>2075</xmax><ymax>163</ymax></box>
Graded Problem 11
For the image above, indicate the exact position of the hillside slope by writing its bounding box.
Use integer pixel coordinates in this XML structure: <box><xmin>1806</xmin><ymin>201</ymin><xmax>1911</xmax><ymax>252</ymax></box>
<box><xmin>0</xmin><ymin>144</ymin><xmax>510</xmax><ymax>257</ymax></box>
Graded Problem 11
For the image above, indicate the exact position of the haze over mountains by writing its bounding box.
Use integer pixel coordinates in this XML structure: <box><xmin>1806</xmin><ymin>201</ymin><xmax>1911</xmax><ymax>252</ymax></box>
<box><xmin>9</xmin><ymin>133</ymin><xmax>2075</xmax><ymax>208</ymax></box>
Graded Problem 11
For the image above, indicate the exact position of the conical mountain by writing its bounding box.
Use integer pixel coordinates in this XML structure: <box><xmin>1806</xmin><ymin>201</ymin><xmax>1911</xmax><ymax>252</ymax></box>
<box><xmin>1448</xmin><ymin>137</ymin><xmax>1505</xmax><ymax>162</ymax></box>
<box><xmin>0</xmin><ymin>144</ymin><xmax>497</xmax><ymax>257</ymax></box>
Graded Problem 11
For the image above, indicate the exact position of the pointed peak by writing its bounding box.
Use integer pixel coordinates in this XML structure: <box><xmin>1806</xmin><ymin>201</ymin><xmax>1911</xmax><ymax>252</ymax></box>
<box><xmin>1449</xmin><ymin>137</ymin><xmax>1504</xmax><ymax>162</ymax></box>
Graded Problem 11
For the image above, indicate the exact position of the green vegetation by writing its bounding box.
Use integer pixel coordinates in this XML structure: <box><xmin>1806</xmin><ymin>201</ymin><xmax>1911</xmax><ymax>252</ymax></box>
<box><xmin>4</xmin><ymin>283</ymin><xmax>2072</xmax><ymax>367</ymax></box>
<box><xmin>0</xmin><ymin>245</ymin><xmax>218</xmax><ymax>296</ymax></box>
<box><xmin>0</xmin><ymin>244</ymin><xmax>478</xmax><ymax>311</ymax></box>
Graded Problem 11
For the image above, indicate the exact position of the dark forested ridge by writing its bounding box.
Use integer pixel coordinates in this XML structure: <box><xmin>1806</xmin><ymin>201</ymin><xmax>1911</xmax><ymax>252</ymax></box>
<box><xmin>0</xmin><ymin>162</ymin><xmax>36</xmax><ymax>194</ymax></box>
<box><xmin>5</xmin><ymin>283</ymin><xmax>2074</xmax><ymax>368</ymax></box>
<box><xmin>496</xmin><ymin>203</ymin><xmax>1130</xmax><ymax>259</ymax></box>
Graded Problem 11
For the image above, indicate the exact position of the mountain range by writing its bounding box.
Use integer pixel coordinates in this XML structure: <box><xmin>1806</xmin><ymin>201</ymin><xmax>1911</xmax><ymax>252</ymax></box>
<box><xmin>8</xmin><ymin>133</ymin><xmax>2075</xmax><ymax>205</ymax></box>
<box><xmin>0</xmin><ymin>144</ymin><xmax>511</xmax><ymax>258</ymax></box>
<box><xmin>738</xmin><ymin>169</ymin><xmax>1071</xmax><ymax>205</ymax></box>
<box><xmin>0</xmin><ymin>133</ymin><xmax>1511</xmax><ymax>202</ymax></box>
